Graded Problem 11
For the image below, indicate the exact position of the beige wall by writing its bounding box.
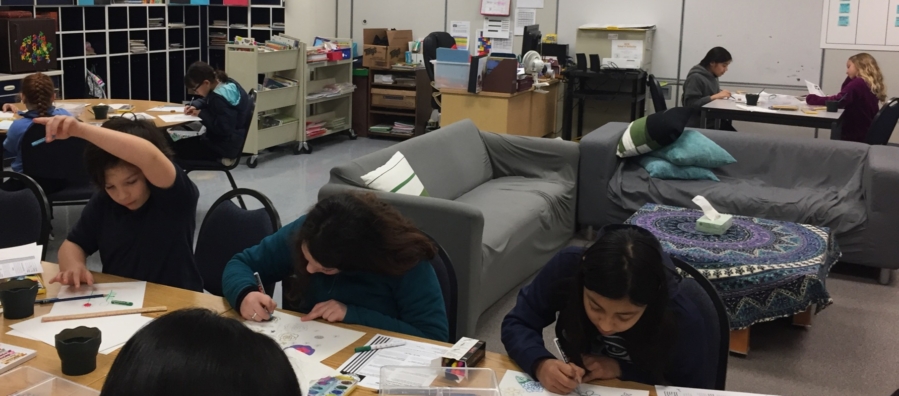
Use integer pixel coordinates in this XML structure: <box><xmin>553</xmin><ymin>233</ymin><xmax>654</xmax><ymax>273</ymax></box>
<box><xmin>285</xmin><ymin>0</ymin><xmax>338</xmax><ymax>43</ymax></box>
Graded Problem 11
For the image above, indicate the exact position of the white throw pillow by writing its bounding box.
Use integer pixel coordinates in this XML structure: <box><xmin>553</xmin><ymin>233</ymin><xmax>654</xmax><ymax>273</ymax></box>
<box><xmin>360</xmin><ymin>151</ymin><xmax>429</xmax><ymax>196</ymax></box>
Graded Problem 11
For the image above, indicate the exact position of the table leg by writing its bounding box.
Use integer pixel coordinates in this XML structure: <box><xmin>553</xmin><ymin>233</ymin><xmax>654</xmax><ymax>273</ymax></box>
<box><xmin>729</xmin><ymin>327</ymin><xmax>750</xmax><ymax>356</ymax></box>
<box><xmin>701</xmin><ymin>109</ymin><xmax>709</xmax><ymax>129</ymax></box>
<box><xmin>577</xmin><ymin>96</ymin><xmax>585</xmax><ymax>141</ymax></box>
<box><xmin>792</xmin><ymin>306</ymin><xmax>814</xmax><ymax>327</ymax></box>
<box><xmin>830</xmin><ymin>121</ymin><xmax>842</xmax><ymax>140</ymax></box>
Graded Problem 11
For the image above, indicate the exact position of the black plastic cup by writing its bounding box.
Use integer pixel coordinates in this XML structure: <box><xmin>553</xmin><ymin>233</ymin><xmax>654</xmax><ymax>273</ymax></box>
<box><xmin>826</xmin><ymin>100</ymin><xmax>840</xmax><ymax>112</ymax></box>
<box><xmin>745</xmin><ymin>94</ymin><xmax>760</xmax><ymax>106</ymax></box>
<box><xmin>0</xmin><ymin>279</ymin><xmax>39</xmax><ymax>320</ymax></box>
<box><xmin>92</xmin><ymin>105</ymin><xmax>110</xmax><ymax>119</ymax></box>
<box><xmin>55</xmin><ymin>326</ymin><xmax>102</xmax><ymax>376</ymax></box>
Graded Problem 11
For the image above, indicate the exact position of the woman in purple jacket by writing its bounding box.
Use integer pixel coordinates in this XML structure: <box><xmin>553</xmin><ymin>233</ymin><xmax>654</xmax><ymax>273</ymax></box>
<box><xmin>807</xmin><ymin>53</ymin><xmax>886</xmax><ymax>142</ymax></box>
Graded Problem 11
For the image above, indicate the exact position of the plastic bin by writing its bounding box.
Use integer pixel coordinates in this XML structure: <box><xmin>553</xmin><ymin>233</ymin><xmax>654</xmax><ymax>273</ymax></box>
<box><xmin>379</xmin><ymin>366</ymin><xmax>499</xmax><ymax>396</ymax></box>
<box><xmin>0</xmin><ymin>367</ymin><xmax>100</xmax><ymax>395</ymax></box>
<box><xmin>431</xmin><ymin>60</ymin><xmax>470</xmax><ymax>90</ymax></box>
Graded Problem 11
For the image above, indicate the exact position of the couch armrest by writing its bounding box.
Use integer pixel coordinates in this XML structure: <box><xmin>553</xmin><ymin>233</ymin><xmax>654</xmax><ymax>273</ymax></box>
<box><xmin>862</xmin><ymin>146</ymin><xmax>899</xmax><ymax>269</ymax></box>
<box><xmin>577</xmin><ymin>123</ymin><xmax>629</xmax><ymax>228</ymax></box>
<box><xmin>480</xmin><ymin>132</ymin><xmax>579</xmax><ymax>181</ymax></box>
<box><xmin>318</xmin><ymin>183</ymin><xmax>486</xmax><ymax>336</ymax></box>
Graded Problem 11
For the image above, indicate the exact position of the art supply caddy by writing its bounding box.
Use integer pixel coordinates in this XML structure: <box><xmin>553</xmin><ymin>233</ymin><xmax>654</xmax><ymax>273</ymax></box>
<box><xmin>0</xmin><ymin>366</ymin><xmax>99</xmax><ymax>395</ymax></box>
<box><xmin>379</xmin><ymin>366</ymin><xmax>499</xmax><ymax>396</ymax></box>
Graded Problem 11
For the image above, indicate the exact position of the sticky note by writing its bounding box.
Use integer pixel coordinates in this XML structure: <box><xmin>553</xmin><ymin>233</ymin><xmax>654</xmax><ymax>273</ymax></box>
<box><xmin>838</xmin><ymin>16</ymin><xmax>850</xmax><ymax>26</ymax></box>
<box><xmin>896</xmin><ymin>4</ymin><xmax>899</xmax><ymax>13</ymax></box>
<box><xmin>839</xmin><ymin>2</ymin><xmax>850</xmax><ymax>13</ymax></box>
<box><xmin>896</xmin><ymin>16</ymin><xmax>899</xmax><ymax>27</ymax></box>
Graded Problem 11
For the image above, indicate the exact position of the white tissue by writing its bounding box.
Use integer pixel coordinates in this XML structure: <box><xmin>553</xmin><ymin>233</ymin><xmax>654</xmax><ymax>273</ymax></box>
<box><xmin>692</xmin><ymin>195</ymin><xmax>721</xmax><ymax>220</ymax></box>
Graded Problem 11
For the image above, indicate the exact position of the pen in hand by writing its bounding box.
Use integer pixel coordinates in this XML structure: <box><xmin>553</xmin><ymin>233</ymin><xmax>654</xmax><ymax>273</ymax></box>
<box><xmin>253</xmin><ymin>272</ymin><xmax>274</xmax><ymax>320</ymax></box>
<box><xmin>553</xmin><ymin>338</ymin><xmax>582</xmax><ymax>393</ymax></box>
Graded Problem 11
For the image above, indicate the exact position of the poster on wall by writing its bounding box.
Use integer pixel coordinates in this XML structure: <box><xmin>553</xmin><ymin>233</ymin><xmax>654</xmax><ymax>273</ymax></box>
<box><xmin>451</xmin><ymin>21</ymin><xmax>471</xmax><ymax>51</ymax></box>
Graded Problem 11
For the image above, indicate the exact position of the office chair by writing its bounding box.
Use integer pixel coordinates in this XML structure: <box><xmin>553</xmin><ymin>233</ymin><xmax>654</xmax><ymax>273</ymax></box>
<box><xmin>19</xmin><ymin>123</ymin><xmax>93</xmax><ymax>210</ymax></box>
<box><xmin>422</xmin><ymin>230</ymin><xmax>458</xmax><ymax>342</ymax></box>
<box><xmin>647</xmin><ymin>74</ymin><xmax>668</xmax><ymax>112</ymax></box>
<box><xmin>194</xmin><ymin>188</ymin><xmax>280</xmax><ymax>298</ymax></box>
<box><xmin>671</xmin><ymin>256</ymin><xmax>730</xmax><ymax>390</ymax></box>
<box><xmin>422</xmin><ymin>32</ymin><xmax>457</xmax><ymax>109</ymax></box>
<box><xmin>179</xmin><ymin>89</ymin><xmax>256</xmax><ymax>209</ymax></box>
<box><xmin>0</xmin><ymin>172</ymin><xmax>51</xmax><ymax>259</ymax></box>
<box><xmin>865</xmin><ymin>98</ymin><xmax>899</xmax><ymax>145</ymax></box>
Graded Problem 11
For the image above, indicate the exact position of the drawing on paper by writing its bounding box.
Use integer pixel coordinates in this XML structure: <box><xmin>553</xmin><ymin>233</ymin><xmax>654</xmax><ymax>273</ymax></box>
<box><xmin>516</xmin><ymin>375</ymin><xmax>545</xmax><ymax>393</ymax></box>
<box><xmin>286</xmin><ymin>344</ymin><xmax>316</xmax><ymax>355</ymax></box>
<box><xmin>243</xmin><ymin>313</ymin><xmax>364</xmax><ymax>362</ymax></box>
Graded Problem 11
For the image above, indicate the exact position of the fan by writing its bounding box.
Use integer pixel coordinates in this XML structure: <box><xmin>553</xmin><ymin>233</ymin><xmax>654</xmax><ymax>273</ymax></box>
<box><xmin>522</xmin><ymin>50</ymin><xmax>549</xmax><ymax>94</ymax></box>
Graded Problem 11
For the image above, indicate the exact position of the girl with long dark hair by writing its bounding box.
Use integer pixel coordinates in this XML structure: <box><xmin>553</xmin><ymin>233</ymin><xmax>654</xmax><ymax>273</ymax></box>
<box><xmin>222</xmin><ymin>192</ymin><xmax>449</xmax><ymax>342</ymax></box>
<box><xmin>501</xmin><ymin>225</ymin><xmax>713</xmax><ymax>392</ymax></box>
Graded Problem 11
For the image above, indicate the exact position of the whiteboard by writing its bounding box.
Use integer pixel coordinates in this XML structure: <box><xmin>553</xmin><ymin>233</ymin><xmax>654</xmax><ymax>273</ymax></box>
<box><xmin>352</xmin><ymin>0</ymin><xmax>446</xmax><ymax>45</ymax></box>
<box><xmin>820</xmin><ymin>0</ymin><xmax>899</xmax><ymax>50</ymax></box>
<box><xmin>557</xmin><ymin>0</ymin><xmax>684</xmax><ymax>79</ymax></box>
<box><xmin>680</xmin><ymin>0</ymin><xmax>825</xmax><ymax>86</ymax></box>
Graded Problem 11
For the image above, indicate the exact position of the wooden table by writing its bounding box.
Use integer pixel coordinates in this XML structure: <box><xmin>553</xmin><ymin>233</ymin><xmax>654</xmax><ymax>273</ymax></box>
<box><xmin>1</xmin><ymin>99</ymin><xmax>188</xmax><ymax>132</ymax></box>
<box><xmin>701</xmin><ymin>98</ymin><xmax>845</xmax><ymax>139</ymax></box>
<box><xmin>440</xmin><ymin>80</ymin><xmax>561</xmax><ymax>138</ymax></box>
<box><xmin>3</xmin><ymin>263</ymin><xmax>654</xmax><ymax>395</ymax></box>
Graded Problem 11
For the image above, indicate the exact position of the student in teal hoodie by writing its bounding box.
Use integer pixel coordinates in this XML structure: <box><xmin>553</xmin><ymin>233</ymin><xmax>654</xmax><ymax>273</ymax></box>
<box><xmin>177</xmin><ymin>61</ymin><xmax>250</xmax><ymax>165</ymax></box>
<box><xmin>221</xmin><ymin>192</ymin><xmax>449</xmax><ymax>342</ymax></box>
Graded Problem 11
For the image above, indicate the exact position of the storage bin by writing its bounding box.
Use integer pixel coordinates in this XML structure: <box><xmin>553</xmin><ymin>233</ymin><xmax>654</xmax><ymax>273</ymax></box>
<box><xmin>379</xmin><ymin>366</ymin><xmax>499</xmax><ymax>396</ymax></box>
<box><xmin>372</xmin><ymin>88</ymin><xmax>416</xmax><ymax>109</ymax></box>
<box><xmin>0</xmin><ymin>367</ymin><xmax>99</xmax><ymax>396</ymax></box>
<box><xmin>431</xmin><ymin>60</ymin><xmax>469</xmax><ymax>90</ymax></box>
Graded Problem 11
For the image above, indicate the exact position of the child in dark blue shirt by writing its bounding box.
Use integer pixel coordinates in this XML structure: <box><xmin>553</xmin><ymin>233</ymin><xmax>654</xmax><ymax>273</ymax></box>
<box><xmin>502</xmin><ymin>225</ymin><xmax>714</xmax><ymax>392</ymax></box>
<box><xmin>1</xmin><ymin>72</ymin><xmax>70</xmax><ymax>171</ymax></box>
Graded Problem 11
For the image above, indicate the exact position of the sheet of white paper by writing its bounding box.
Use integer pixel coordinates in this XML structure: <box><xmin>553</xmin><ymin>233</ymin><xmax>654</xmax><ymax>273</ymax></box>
<box><xmin>805</xmin><ymin>79</ymin><xmax>825</xmax><ymax>96</ymax></box>
<box><xmin>655</xmin><ymin>386</ymin><xmax>776</xmax><ymax>396</ymax></box>
<box><xmin>518</xmin><ymin>0</ymin><xmax>544</xmax><ymax>8</ymax></box>
<box><xmin>159</xmin><ymin>114</ymin><xmax>203</xmax><ymax>123</ymax></box>
<box><xmin>611</xmin><ymin>39</ymin><xmax>644</xmax><ymax>60</ymax></box>
<box><xmin>244</xmin><ymin>314</ymin><xmax>364</xmax><ymax>362</ymax></box>
<box><xmin>514</xmin><ymin>8</ymin><xmax>537</xmax><ymax>35</ymax></box>
<box><xmin>0</xmin><ymin>111</ymin><xmax>15</xmax><ymax>119</ymax></box>
<box><xmin>109</xmin><ymin>112</ymin><xmax>156</xmax><ymax>120</ymax></box>
<box><xmin>146</xmin><ymin>105</ymin><xmax>187</xmax><ymax>112</ymax></box>
<box><xmin>481</xmin><ymin>0</ymin><xmax>511</xmax><ymax>15</ymax></box>
<box><xmin>484</xmin><ymin>17</ymin><xmax>512</xmax><ymax>39</ymax></box>
<box><xmin>9</xmin><ymin>314</ymin><xmax>153</xmax><ymax>354</ymax></box>
<box><xmin>500</xmin><ymin>370</ymin><xmax>649</xmax><ymax>396</ymax></box>
<box><xmin>0</xmin><ymin>120</ymin><xmax>12</xmax><ymax>130</ymax></box>
<box><xmin>53</xmin><ymin>102</ymin><xmax>88</xmax><ymax>111</ymax></box>
<box><xmin>735</xmin><ymin>104</ymin><xmax>778</xmax><ymax>113</ymax></box>
<box><xmin>0</xmin><ymin>243</ymin><xmax>43</xmax><ymax>279</ymax></box>
<box><xmin>48</xmin><ymin>281</ymin><xmax>147</xmax><ymax>316</ymax></box>
<box><xmin>338</xmin><ymin>334</ymin><xmax>449</xmax><ymax>389</ymax></box>
<box><xmin>450</xmin><ymin>21</ymin><xmax>470</xmax><ymax>51</ymax></box>
<box><xmin>492</xmin><ymin>35</ymin><xmax>514</xmax><ymax>54</ymax></box>
<box><xmin>99</xmin><ymin>103</ymin><xmax>130</xmax><ymax>110</ymax></box>
<box><xmin>285</xmin><ymin>348</ymin><xmax>340</xmax><ymax>396</ymax></box>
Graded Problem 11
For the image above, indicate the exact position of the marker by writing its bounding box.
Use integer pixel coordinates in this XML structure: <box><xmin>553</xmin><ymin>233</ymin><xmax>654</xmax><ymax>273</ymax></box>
<box><xmin>111</xmin><ymin>300</ymin><xmax>133</xmax><ymax>306</ymax></box>
<box><xmin>31</xmin><ymin>137</ymin><xmax>46</xmax><ymax>146</ymax></box>
<box><xmin>253</xmin><ymin>272</ymin><xmax>274</xmax><ymax>320</ymax></box>
<box><xmin>35</xmin><ymin>294</ymin><xmax>106</xmax><ymax>304</ymax></box>
<box><xmin>553</xmin><ymin>338</ymin><xmax>581</xmax><ymax>393</ymax></box>
<box><xmin>354</xmin><ymin>341</ymin><xmax>406</xmax><ymax>353</ymax></box>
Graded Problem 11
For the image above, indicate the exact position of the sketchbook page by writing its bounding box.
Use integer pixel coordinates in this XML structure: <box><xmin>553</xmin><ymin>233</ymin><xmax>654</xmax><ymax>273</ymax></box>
<box><xmin>285</xmin><ymin>348</ymin><xmax>340</xmax><ymax>396</ymax></box>
<box><xmin>9</xmin><ymin>314</ymin><xmax>153</xmax><ymax>354</ymax></box>
<box><xmin>656</xmin><ymin>386</ymin><xmax>777</xmax><ymax>396</ymax></box>
<box><xmin>805</xmin><ymin>80</ymin><xmax>825</xmax><ymax>96</ymax></box>
<box><xmin>147</xmin><ymin>105</ymin><xmax>187</xmax><ymax>112</ymax></box>
<box><xmin>338</xmin><ymin>334</ymin><xmax>449</xmax><ymax>389</ymax></box>
<box><xmin>244</xmin><ymin>314</ymin><xmax>364</xmax><ymax>362</ymax></box>
<box><xmin>0</xmin><ymin>111</ymin><xmax>14</xmax><ymax>119</ymax></box>
<box><xmin>48</xmin><ymin>282</ymin><xmax>147</xmax><ymax>316</ymax></box>
<box><xmin>159</xmin><ymin>114</ymin><xmax>202</xmax><ymax>123</ymax></box>
<box><xmin>499</xmin><ymin>370</ymin><xmax>649</xmax><ymax>396</ymax></box>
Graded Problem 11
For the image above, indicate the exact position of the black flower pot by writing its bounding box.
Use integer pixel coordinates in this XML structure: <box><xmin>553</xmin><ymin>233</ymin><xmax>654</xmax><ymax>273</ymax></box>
<box><xmin>0</xmin><ymin>279</ymin><xmax>39</xmax><ymax>319</ymax></box>
<box><xmin>55</xmin><ymin>326</ymin><xmax>102</xmax><ymax>376</ymax></box>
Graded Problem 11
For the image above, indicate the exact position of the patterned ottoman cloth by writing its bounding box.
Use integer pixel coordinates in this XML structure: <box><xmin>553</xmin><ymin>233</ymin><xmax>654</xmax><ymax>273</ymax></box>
<box><xmin>625</xmin><ymin>203</ymin><xmax>838</xmax><ymax>330</ymax></box>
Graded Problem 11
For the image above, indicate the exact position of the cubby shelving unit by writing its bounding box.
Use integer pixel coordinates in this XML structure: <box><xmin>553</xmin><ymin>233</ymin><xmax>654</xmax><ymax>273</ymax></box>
<box><xmin>206</xmin><ymin>3</ymin><xmax>284</xmax><ymax>70</ymax></box>
<box><xmin>303</xmin><ymin>58</ymin><xmax>355</xmax><ymax>152</ymax></box>
<box><xmin>225</xmin><ymin>41</ymin><xmax>303</xmax><ymax>168</ymax></box>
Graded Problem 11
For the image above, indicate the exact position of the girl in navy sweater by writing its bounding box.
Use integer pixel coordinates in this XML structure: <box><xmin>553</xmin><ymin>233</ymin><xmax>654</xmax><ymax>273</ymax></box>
<box><xmin>806</xmin><ymin>52</ymin><xmax>886</xmax><ymax>142</ymax></box>
<box><xmin>178</xmin><ymin>61</ymin><xmax>250</xmax><ymax>164</ymax></box>
<box><xmin>501</xmin><ymin>225</ymin><xmax>714</xmax><ymax>392</ymax></box>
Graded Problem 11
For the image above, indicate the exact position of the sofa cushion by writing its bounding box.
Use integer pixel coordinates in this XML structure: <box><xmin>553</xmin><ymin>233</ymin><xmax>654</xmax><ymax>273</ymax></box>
<box><xmin>617</xmin><ymin>107</ymin><xmax>693</xmax><ymax>158</ymax></box>
<box><xmin>648</xmin><ymin>130</ymin><xmax>736</xmax><ymax>168</ymax></box>
<box><xmin>328</xmin><ymin>119</ymin><xmax>493</xmax><ymax>200</ymax></box>
<box><xmin>360</xmin><ymin>151</ymin><xmax>429</xmax><ymax>196</ymax></box>
<box><xmin>637</xmin><ymin>156</ymin><xmax>720</xmax><ymax>181</ymax></box>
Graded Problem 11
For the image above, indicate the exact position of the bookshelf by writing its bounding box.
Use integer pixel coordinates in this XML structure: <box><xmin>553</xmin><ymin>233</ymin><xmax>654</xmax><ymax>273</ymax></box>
<box><xmin>302</xmin><ymin>57</ymin><xmax>355</xmax><ymax>153</ymax></box>
<box><xmin>366</xmin><ymin>68</ymin><xmax>432</xmax><ymax>139</ymax></box>
<box><xmin>205</xmin><ymin>3</ymin><xmax>284</xmax><ymax>71</ymax></box>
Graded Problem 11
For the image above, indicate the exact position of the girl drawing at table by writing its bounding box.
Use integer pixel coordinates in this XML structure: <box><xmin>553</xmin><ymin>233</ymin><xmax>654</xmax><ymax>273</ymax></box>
<box><xmin>222</xmin><ymin>192</ymin><xmax>449</xmax><ymax>342</ymax></box>
<box><xmin>501</xmin><ymin>225</ymin><xmax>714</xmax><ymax>392</ymax></box>
<box><xmin>40</xmin><ymin>115</ymin><xmax>204</xmax><ymax>292</ymax></box>
<box><xmin>806</xmin><ymin>52</ymin><xmax>886</xmax><ymax>142</ymax></box>
<box><xmin>682</xmin><ymin>47</ymin><xmax>735</xmax><ymax>130</ymax></box>
<box><xmin>177</xmin><ymin>61</ymin><xmax>250</xmax><ymax>165</ymax></box>
<box><xmin>1</xmin><ymin>72</ymin><xmax>70</xmax><ymax>172</ymax></box>
<box><xmin>101</xmin><ymin>308</ymin><xmax>301</xmax><ymax>396</ymax></box>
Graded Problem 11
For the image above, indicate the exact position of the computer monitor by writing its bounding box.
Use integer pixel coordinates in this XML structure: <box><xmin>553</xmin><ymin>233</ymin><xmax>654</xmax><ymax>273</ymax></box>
<box><xmin>521</xmin><ymin>25</ymin><xmax>542</xmax><ymax>57</ymax></box>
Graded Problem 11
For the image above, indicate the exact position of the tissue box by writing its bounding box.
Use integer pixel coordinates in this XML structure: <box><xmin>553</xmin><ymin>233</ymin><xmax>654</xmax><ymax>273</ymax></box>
<box><xmin>696</xmin><ymin>214</ymin><xmax>733</xmax><ymax>235</ymax></box>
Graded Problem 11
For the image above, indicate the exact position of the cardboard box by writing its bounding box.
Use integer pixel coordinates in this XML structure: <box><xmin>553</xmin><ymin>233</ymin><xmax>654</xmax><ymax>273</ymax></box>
<box><xmin>363</xmin><ymin>29</ymin><xmax>413</xmax><ymax>69</ymax></box>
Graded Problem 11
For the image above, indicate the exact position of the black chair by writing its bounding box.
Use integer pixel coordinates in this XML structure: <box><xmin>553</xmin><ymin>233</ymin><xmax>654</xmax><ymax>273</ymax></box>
<box><xmin>647</xmin><ymin>74</ymin><xmax>667</xmax><ymax>112</ymax></box>
<box><xmin>421</xmin><ymin>231</ymin><xmax>458</xmax><ymax>342</ymax></box>
<box><xmin>671</xmin><ymin>257</ymin><xmax>730</xmax><ymax>390</ymax></box>
<box><xmin>0</xmin><ymin>172</ymin><xmax>51</xmax><ymax>259</ymax></box>
<box><xmin>19</xmin><ymin>123</ymin><xmax>93</xmax><ymax>210</ymax></box>
<box><xmin>866</xmin><ymin>97</ymin><xmax>899</xmax><ymax>145</ymax></box>
<box><xmin>194</xmin><ymin>188</ymin><xmax>280</xmax><ymax>298</ymax></box>
<box><xmin>179</xmin><ymin>89</ymin><xmax>257</xmax><ymax>208</ymax></box>
<box><xmin>422</xmin><ymin>32</ymin><xmax>457</xmax><ymax>109</ymax></box>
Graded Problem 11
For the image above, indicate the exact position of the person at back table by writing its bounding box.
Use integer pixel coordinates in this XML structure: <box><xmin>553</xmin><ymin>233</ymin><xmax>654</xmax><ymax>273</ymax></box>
<box><xmin>682</xmin><ymin>47</ymin><xmax>735</xmax><ymax>130</ymax></box>
<box><xmin>1</xmin><ymin>72</ymin><xmax>70</xmax><ymax>172</ymax></box>
<box><xmin>179</xmin><ymin>61</ymin><xmax>249</xmax><ymax>165</ymax></box>
<box><xmin>806</xmin><ymin>52</ymin><xmax>886</xmax><ymax>143</ymax></box>
<box><xmin>101</xmin><ymin>308</ymin><xmax>301</xmax><ymax>396</ymax></box>
<box><xmin>502</xmin><ymin>225</ymin><xmax>714</xmax><ymax>392</ymax></box>
<box><xmin>42</xmin><ymin>115</ymin><xmax>203</xmax><ymax>292</ymax></box>
<box><xmin>222</xmin><ymin>192</ymin><xmax>449</xmax><ymax>342</ymax></box>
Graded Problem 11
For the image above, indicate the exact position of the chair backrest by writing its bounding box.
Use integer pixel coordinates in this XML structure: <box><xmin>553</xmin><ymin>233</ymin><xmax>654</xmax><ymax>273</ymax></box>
<box><xmin>671</xmin><ymin>257</ymin><xmax>730</xmax><ymax>390</ymax></box>
<box><xmin>19</xmin><ymin>123</ymin><xmax>91</xmax><ymax>196</ymax></box>
<box><xmin>0</xmin><ymin>172</ymin><xmax>51</xmax><ymax>259</ymax></box>
<box><xmin>422</xmin><ymin>32</ymin><xmax>457</xmax><ymax>82</ymax></box>
<box><xmin>866</xmin><ymin>98</ymin><xmax>899</xmax><ymax>145</ymax></box>
<box><xmin>421</xmin><ymin>230</ymin><xmax>458</xmax><ymax>342</ymax></box>
<box><xmin>194</xmin><ymin>188</ymin><xmax>281</xmax><ymax>297</ymax></box>
<box><xmin>647</xmin><ymin>74</ymin><xmax>667</xmax><ymax>112</ymax></box>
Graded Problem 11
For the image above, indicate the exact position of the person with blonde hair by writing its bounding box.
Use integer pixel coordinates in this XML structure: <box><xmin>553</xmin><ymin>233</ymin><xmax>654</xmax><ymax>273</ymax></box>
<box><xmin>807</xmin><ymin>52</ymin><xmax>886</xmax><ymax>142</ymax></box>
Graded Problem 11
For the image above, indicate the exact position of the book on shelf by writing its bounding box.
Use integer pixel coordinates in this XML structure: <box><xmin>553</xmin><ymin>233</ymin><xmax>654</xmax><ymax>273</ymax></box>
<box><xmin>212</xmin><ymin>20</ymin><xmax>228</xmax><ymax>27</ymax></box>
<box><xmin>229</xmin><ymin>23</ymin><xmax>248</xmax><ymax>28</ymax></box>
<box><xmin>148</xmin><ymin>18</ymin><xmax>164</xmax><ymax>27</ymax></box>
<box><xmin>260</xmin><ymin>76</ymin><xmax>297</xmax><ymax>91</ymax></box>
<box><xmin>271</xmin><ymin>33</ymin><xmax>300</xmax><ymax>49</ymax></box>
<box><xmin>259</xmin><ymin>113</ymin><xmax>299</xmax><ymax>129</ymax></box>
<box><xmin>271</xmin><ymin>23</ymin><xmax>285</xmax><ymax>30</ymax></box>
<box><xmin>168</xmin><ymin>22</ymin><xmax>186</xmax><ymax>28</ymax></box>
<box><xmin>307</xmin><ymin>82</ymin><xmax>355</xmax><ymax>101</ymax></box>
<box><xmin>129</xmin><ymin>40</ymin><xmax>147</xmax><ymax>54</ymax></box>
<box><xmin>325</xmin><ymin>117</ymin><xmax>347</xmax><ymax>131</ymax></box>
<box><xmin>369</xmin><ymin>124</ymin><xmax>392</xmax><ymax>133</ymax></box>
<box><xmin>392</xmin><ymin>121</ymin><xmax>415</xmax><ymax>135</ymax></box>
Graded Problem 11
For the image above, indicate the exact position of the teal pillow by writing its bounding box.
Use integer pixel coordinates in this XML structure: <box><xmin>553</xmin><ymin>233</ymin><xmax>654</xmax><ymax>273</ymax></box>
<box><xmin>638</xmin><ymin>156</ymin><xmax>720</xmax><ymax>182</ymax></box>
<box><xmin>648</xmin><ymin>130</ymin><xmax>736</xmax><ymax>168</ymax></box>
